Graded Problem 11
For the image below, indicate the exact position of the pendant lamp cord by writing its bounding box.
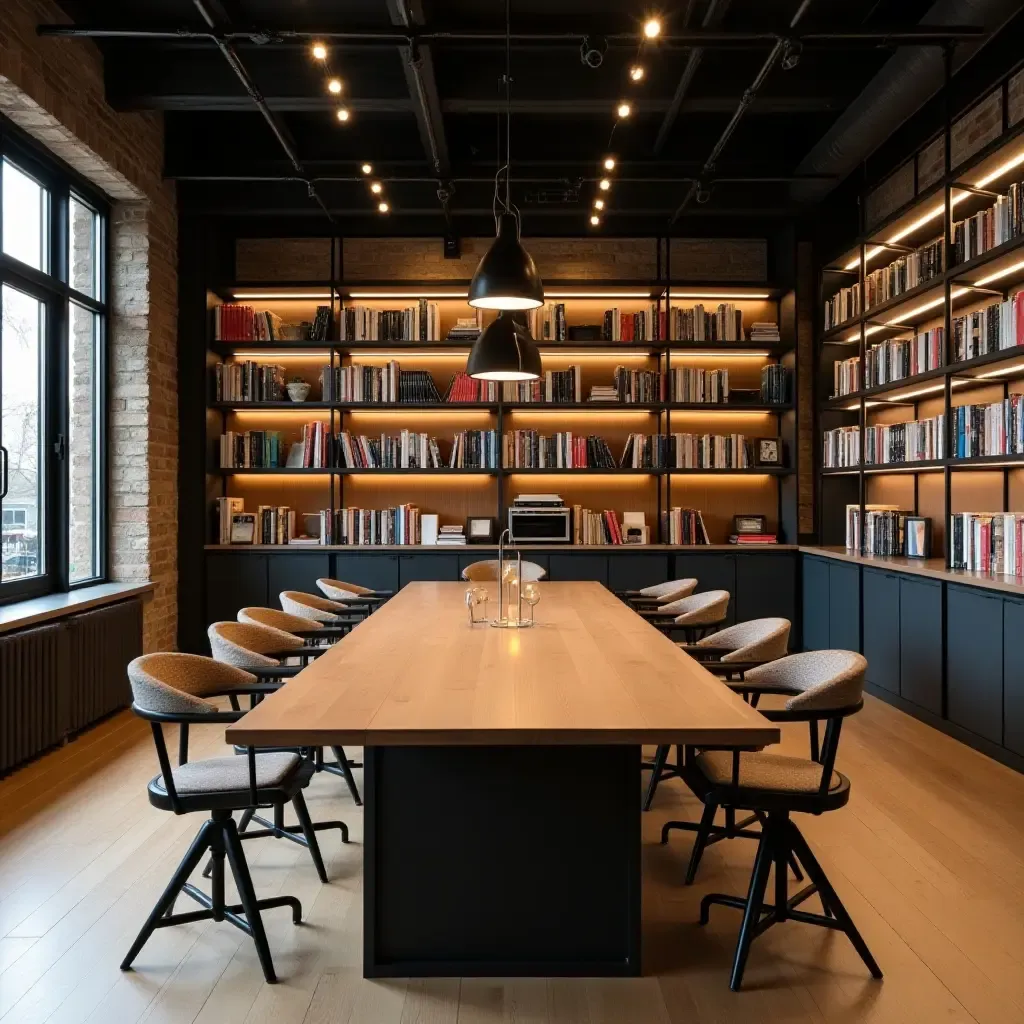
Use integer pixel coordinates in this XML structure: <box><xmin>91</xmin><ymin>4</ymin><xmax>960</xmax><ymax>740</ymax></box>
<box><xmin>492</xmin><ymin>0</ymin><xmax>521</xmax><ymax>234</ymax></box>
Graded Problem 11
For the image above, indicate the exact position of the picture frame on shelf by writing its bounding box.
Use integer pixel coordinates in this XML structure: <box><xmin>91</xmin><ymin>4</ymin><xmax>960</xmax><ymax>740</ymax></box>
<box><xmin>754</xmin><ymin>438</ymin><xmax>783</xmax><ymax>466</ymax></box>
<box><xmin>904</xmin><ymin>517</ymin><xmax>931</xmax><ymax>559</ymax></box>
<box><xmin>466</xmin><ymin>517</ymin><xmax>497</xmax><ymax>544</ymax></box>
<box><xmin>733</xmin><ymin>514</ymin><xmax>768</xmax><ymax>535</ymax></box>
<box><xmin>230</xmin><ymin>513</ymin><xmax>256</xmax><ymax>544</ymax></box>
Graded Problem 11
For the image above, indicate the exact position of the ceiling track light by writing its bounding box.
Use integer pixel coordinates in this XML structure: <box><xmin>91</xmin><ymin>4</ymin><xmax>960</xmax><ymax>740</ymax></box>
<box><xmin>629</xmin><ymin>64</ymin><xmax>645</xmax><ymax>82</ymax></box>
<box><xmin>603</xmin><ymin>156</ymin><xmax>616</xmax><ymax>171</ymax></box>
<box><xmin>336</xmin><ymin>107</ymin><xmax>350</xmax><ymax>122</ymax></box>
<box><xmin>590</xmin><ymin>215</ymin><xmax>601</xmax><ymax>226</ymax></box>
<box><xmin>370</xmin><ymin>181</ymin><xmax>383</xmax><ymax>194</ymax></box>
<box><xmin>643</xmin><ymin>17</ymin><xmax>661</xmax><ymax>39</ymax></box>
<box><xmin>361</xmin><ymin>163</ymin><xmax>373</xmax><ymax>175</ymax></box>
<box><xmin>616</xmin><ymin>101</ymin><xmax>632</xmax><ymax>119</ymax></box>
<box><xmin>593</xmin><ymin>198</ymin><xmax>605</xmax><ymax>210</ymax></box>
<box><xmin>327</xmin><ymin>78</ymin><xmax>343</xmax><ymax>95</ymax></box>
<box><xmin>599</xmin><ymin>178</ymin><xmax>611</xmax><ymax>191</ymax></box>
<box><xmin>378</xmin><ymin>201</ymin><xmax>390</xmax><ymax>214</ymax></box>
<box><xmin>311</xmin><ymin>42</ymin><xmax>327</xmax><ymax>61</ymax></box>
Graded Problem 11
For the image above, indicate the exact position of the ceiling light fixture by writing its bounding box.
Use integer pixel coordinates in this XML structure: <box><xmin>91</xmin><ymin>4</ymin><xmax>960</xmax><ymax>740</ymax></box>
<box><xmin>629</xmin><ymin>64</ymin><xmax>645</xmax><ymax>82</ymax></box>
<box><xmin>603</xmin><ymin>157</ymin><xmax>616</xmax><ymax>171</ymax></box>
<box><xmin>378</xmin><ymin>201</ymin><xmax>390</xmax><ymax>214</ymax></box>
<box><xmin>616</xmin><ymin>102</ymin><xmax>632</xmax><ymax>118</ymax></box>
<box><xmin>467</xmin><ymin>0</ymin><xmax>543</xmax><ymax>380</ymax></box>
<box><xmin>336</xmin><ymin>108</ymin><xmax>350</xmax><ymax>122</ymax></box>
<box><xmin>311</xmin><ymin>42</ymin><xmax>327</xmax><ymax>61</ymax></box>
<box><xmin>361</xmin><ymin>163</ymin><xmax>373</xmax><ymax>175</ymax></box>
<box><xmin>370</xmin><ymin>181</ymin><xmax>383</xmax><ymax>194</ymax></box>
<box><xmin>327</xmin><ymin>78</ymin><xmax>343</xmax><ymax>95</ymax></box>
<box><xmin>643</xmin><ymin>18</ymin><xmax>661</xmax><ymax>38</ymax></box>
<box><xmin>599</xmin><ymin>178</ymin><xmax>611</xmax><ymax>191</ymax></box>
<box><xmin>590</xmin><ymin>215</ymin><xmax>601</xmax><ymax>226</ymax></box>
<box><xmin>594</xmin><ymin>198</ymin><xmax>605</xmax><ymax>210</ymax></box>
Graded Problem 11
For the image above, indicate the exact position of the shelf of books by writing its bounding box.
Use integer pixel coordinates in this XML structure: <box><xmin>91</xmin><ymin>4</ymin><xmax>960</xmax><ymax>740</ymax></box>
<box><xmin>817</xmin><ymin>106</ymin><xmax>1024</xmax><ymax>584</ymax></box>
<box><xmin>206</xmin><ymin>279</ymin><xmax>796</xmax><ymax>549</ymax></box>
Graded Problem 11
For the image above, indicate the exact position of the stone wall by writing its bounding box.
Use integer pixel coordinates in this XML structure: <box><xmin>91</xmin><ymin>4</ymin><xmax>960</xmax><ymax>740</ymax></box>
<box><xmin>0</xmin><ymin>0</ymin><xmax>177</xmax><ymax>651</ymax></box>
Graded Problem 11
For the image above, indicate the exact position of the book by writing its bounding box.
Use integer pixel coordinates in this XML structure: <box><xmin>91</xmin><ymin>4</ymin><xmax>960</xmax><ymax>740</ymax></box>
<box><xmin>216</xmin><ymin>496</ymin><xmax>244</xmax><ymax>544</ymax></box>
<box><xmin>342</xmin><ymin>301</ymin><xmax>441</xmax><ymax>342</ymax></box>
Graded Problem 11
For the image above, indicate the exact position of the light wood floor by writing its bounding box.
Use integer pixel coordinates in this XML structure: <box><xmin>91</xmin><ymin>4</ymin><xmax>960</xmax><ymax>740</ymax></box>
<box><xmin>2</xmin><ymin>695</ymin><xmax>1024</xmax><ymax>1023</ymax></box>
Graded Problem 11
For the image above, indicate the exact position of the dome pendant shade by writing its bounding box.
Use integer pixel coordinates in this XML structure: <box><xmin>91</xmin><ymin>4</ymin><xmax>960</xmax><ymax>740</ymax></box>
<box><xmin>467</xmin><ymin>312</ymin><xmax>542</xmax><ymax>380</ymax></box>
<box><xmin>468</xmin><ymin>214</ymin><xmax>545</xmax><ymax>310</ymax></box>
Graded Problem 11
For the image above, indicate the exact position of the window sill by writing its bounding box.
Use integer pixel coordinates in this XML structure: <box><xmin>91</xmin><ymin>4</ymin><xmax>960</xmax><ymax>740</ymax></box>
<box><xmin>0</xmin><ymin>581</ymin><xmax>154</xmax><ymax>635</ymax></box>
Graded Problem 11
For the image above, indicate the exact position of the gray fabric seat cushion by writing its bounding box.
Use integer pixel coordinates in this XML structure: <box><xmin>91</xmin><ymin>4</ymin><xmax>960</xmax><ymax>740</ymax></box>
<box><xmin>696</xmin><ymin>750</ymin><xmax>841</xmax><ymax>794</ymax></box>
<box><xmin>154</xmin><ymin>752</ymin><xmax>301</xmax><ymax>795</ymax></box>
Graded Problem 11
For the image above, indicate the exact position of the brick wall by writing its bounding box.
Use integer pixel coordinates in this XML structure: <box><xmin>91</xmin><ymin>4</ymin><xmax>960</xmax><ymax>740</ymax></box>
<box><xmin>0</xmin><ymin>0</ymin><xmax>177</xmax><ymax>652</ymax></box>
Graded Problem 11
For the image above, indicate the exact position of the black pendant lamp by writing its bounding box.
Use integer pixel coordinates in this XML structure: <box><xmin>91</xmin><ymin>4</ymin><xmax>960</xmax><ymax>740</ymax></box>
<box><xmin>467</xmin><ymin>0</ymin><xmax>544</xmax><ymax>380</ymax></box>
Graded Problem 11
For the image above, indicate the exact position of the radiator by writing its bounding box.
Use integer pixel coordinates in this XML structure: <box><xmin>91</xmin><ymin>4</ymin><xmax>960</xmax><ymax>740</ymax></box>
<box><xmin>0</xmin><ymin>597</ymin><xmax>143</xmax><ymax>776</ymax></box>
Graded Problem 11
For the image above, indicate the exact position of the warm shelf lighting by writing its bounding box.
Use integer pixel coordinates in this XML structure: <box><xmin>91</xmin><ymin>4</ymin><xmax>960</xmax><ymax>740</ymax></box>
<box><xmin>616</xmin><ymin>102</ymin><xmax>632</xmax><ymax>119</ymax></box>
<box><xmin>361</xmin><ymin>163</ymin><xmax>373</xmax><ymax>175</ymax></box>
<box><xmin>348</xmin><ymin>291</ymin><xmax>468</xmax><ymax>299</ymax></box>
<box><xmin>643</xmin><ymin>18</ymin><xmax>661</xmax><ymax>38</ymax></box>
<box><xmin>603</xmin><ymin>157</ymin><xmax>616</xmax><ymax>171</ymax></box>
<box><xmin>336</xmin><ymin>107</ymin><xmax>351</xmax><ymax>122</ymax></box>
<box><xmin>670</xmin><ymin>291</ymin><xmax>771</xmax><ymax>300</ymax></box>
<box><xmin>977</xmin><ymin>362</ymin><xmax>1024</xmax><ymax>379</ymax></box>
<box><xmin>378</xmin><ymin>201</ymin><xmax>390</xmax><ymax>213</ymax></box>
<box><xmin>327</xmin><ymin>78</ymin><xmax>343</xmax><ymax>95</ymax></box>
<box><xmin>629</xmin><ymin>64</ymin><xmax>645</xmax><ymax>82</ymax></box>
<box><xmin>599</xmin><ymin>178</ymin><xmax>611</xmax><ymax>191</ymax></box>
<box><xmin>370</xmin><ymin>181</ymin><xmax>383</xmax><ymax>194</ymax></box>
<box><xmin>231</xmin><ymin>292</ymin><xmax>331</xmax><ymax>300</ymax></box>
<box><xmin>546</xmin><ymin>291</ymin><xmax>653</xmax><ymax>298</ymax></box>
<box><xmin>311</xmin><ymin>42</ymin><xmax>327</xmax><ymax>60</ymax></box>
<box><xmin>975</xmin><ymin>257</ymin><xmax>1024</xmax><ymax>286</ymax></box>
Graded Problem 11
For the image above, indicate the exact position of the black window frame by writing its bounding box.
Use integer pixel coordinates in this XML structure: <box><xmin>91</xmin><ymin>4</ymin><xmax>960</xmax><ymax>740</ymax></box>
<box><xmin>0</xmin><ymin>119</ymin><xmax>109</xmax><ymax>605</ymax></box>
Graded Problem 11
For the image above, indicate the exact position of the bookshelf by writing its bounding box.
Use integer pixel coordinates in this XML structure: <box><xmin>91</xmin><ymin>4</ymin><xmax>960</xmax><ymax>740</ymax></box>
<box><xmin>205</xmin><ymin>276</ymin><xmax>798</xmax><ymax>550</ymax></box>
<box><xmin>817</xmin><ymin>103</ymin><xmax>1024</xmax><ymax>578</ymax></box>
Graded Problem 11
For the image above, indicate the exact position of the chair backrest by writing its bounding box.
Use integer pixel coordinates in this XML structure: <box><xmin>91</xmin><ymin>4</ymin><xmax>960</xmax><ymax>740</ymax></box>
<box><xmin>697</xmin><ymin>617</ymin><xmax>791</xmax><ymax>663</ymax></box>
<box><xmin>239</xmin><ymin>606</ymin><xmax>321</xmax><ymax>634</ymax></box>
<box><xmin>128</xmin><ymin>652</ymin><xmax>255</xmax><ymax>715</ymax></box>
<box><xmin>461</xmin><ymin>559</ymin><xmax>547</xmax><ymax>582</ymax></box>
<box><xmin>744</xmin><ymin>650</ymin><xmax>866</xmax><ymax>713</ymax></box>
<box><xmin>639</xmin><ymin>577</ymin><xmax>698</xmax><ymax>601</ymax></box>
<box><xmin>280</xmin><ymin>590</ymin><xmax>349</xmax><ymax>623</ymax></box>
<box><xmin>208</xmin><ymin>620</ymin><xmax>304</xmax><ymax>669</ymax></box>
<box><xmin>317</xmin><ymin>577</ymin><xmax>372</xmax><ymax>600</ymax></box>
<box><xmin>665</xmin><ymin>589</ymin><xmax>730</xmax><ymax>624</ymax></box>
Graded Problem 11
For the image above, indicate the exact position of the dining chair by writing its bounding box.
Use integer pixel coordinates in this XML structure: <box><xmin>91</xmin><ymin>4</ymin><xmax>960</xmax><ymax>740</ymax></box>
<box><xmin>461</xmin><ymin>559</ymin><xmax>547</xmax><ymax>582</ymax></box>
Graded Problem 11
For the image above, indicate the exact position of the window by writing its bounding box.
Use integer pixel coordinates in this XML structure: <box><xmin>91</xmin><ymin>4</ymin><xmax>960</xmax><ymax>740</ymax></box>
<box><xmin>1</xmin><ymin>130</ymin><xmax>107</xmax><ymax>603</ymax></box>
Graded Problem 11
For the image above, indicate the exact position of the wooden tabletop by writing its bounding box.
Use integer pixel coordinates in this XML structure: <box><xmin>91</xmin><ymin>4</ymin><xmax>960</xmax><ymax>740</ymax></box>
<box><xmin>225</xmin><ymin>581</ymin><xmax>779</xmax><ymax>748</ymax></box>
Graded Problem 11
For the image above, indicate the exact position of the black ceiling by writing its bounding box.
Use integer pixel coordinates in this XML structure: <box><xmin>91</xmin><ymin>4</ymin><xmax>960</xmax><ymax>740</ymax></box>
<box><xmin>44</xmin><ymin>0</ymin><xmax>996</xmax><ymax>236</ymax></box>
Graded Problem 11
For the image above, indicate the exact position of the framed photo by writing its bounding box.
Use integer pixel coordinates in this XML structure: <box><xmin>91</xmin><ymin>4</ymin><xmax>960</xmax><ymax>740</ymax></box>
<box><xmin>904</xmin><ymin>517</ymin><xmax>931</xmax><ymax>559</ymax></box>
<box><xmin>733</xmin><ymin>514</ymin><xmax>768</xmax><ymax>535</ymax></box>
<box><xmin>754</xmin><ymin>438</ymin><xmax>783</xmax><ymax>466</ymax></box>
<box><xmin>230</xmin><ymin>513</ymin><xmax>256</xmax><ymax>544</ymax></box>
<box><xmin>466</xmin><ymin>516</ymin><xmax>497</xmax><ymax>544</ymax></box>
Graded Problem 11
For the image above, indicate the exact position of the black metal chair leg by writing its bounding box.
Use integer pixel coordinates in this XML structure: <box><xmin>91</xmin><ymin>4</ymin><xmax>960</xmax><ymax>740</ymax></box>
<box><xmin>222</xmin><ymin>817</ymin><xmax>280</xmax><ymax>984</ymax></box>
<box><xmin>728</xmin><ymin>830</ymin><xmax>774</xmax><ymax>991</ymax></box>
<box><xmin>238</xmin><ymin>807</ymin><xmax>255</xmax><ymax>832</ymax></box>
<box><xmin>121</xmin><ymin>819</ymin><xmax>215</xmax><ymax>971</ymax></box>
<box><xmin>330</xmin><ymin>746</ymin><xmax>363</xmax><ymax>805</ymax></box>
<box><xmin>290</xmin><ymin>791</ymin><xmax>329</xmax><ymax>883</ymax></box>
<box><xmin>684</xmin><ymin>801</ymin><xmax>718</xmax><ymax>885</ymax></box>
<box><xmin>643</xmin><ymin>744</ymin><xmax>669</xmax><ymax>811</ymax></box>
<box><xmin>786</xmin><ymin>820</ymin><xmax>882</xmax><ymax>979</ymax></box>
<box><xmin>809</xmin><ymin>720</ymin><xmax>820</xmax><ymax>763</ymax></box>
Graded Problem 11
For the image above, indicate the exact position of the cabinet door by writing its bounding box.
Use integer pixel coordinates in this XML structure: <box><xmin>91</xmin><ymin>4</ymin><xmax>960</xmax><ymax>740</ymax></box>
<box><xmin>673</xmin><ymin>554</ymin><xmax>736</xmax><ymax>625</ymax></box>
<box><xmin>1003</xmin><ymin>598</ymin><xmax>1024</xmax><ymax>756</ymax></box>
<box><xmin>828</xmin><ymin>562</ymin><xmax>860</xmax><ymax>652</ymax></box>
<box><xmin>399</xmin><ymin>554</ymin><xmax>460</xmax><ymax>585</ymax></box>
<box><xmin>947</xmin><ymin>585</ymin><xmax>1003</xmax><ymax>744</ymax></box>
<box><xmin>333</xmin><ymin>553</ymin><xmax>400</xmax><ymax>593</ymax></box>
<box><xmin>607</xmin><ymin>554</ymin><xmax>671</xmax><ymax>592</ymax></box>
<box><xmin>205</xmin><ymin>554</ymin><xmax>268</xmax><ymax>629</ymax></box>
<box><xmin>899</xmin><ymin>577</ymin><xmax>942</xmax><ymax>715</ymax></box>
<box><xmin>862</xmin><ymin>569</ymin><xmax>900</xmax><ymax>694</ymax></box>
<box><xmin>268</xmin><ymin>553</ymin><xmax>331</xmax><ymax>605</ymax></box>
<box><xmin>548</xmin><ymin>554</ymin><xmax>608</xmax><ymax>585</ymax></box>
<box><xmin>801</xmin><ymin>556</ymin><xmax>830</xmax><ymax>651</ymax></box>
<box><xmin>736</xmin><ymin>554</ymin><xmax>796</xmax><ymax>630</ymax></box>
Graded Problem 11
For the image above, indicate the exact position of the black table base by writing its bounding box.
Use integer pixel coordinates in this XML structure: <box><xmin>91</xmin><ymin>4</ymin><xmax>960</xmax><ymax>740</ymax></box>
<box><xmin>363</xmin><ymin>743</ymin><xmax>642</xmax><ymax>977</ymax></box>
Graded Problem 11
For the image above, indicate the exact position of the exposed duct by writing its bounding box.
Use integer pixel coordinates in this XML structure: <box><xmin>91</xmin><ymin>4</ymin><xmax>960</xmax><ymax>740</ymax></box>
<box><xmin>790</xmin><ymin>0</ymin><xmax>1022</xmax><ymax>204</ymax></box>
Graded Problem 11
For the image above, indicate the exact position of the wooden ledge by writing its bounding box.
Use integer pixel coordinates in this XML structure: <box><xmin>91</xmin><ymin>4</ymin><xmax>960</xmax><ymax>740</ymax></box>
<box><xmin>0</xmin><ymin>582</ymin><xmax>154</xmax><ymax>635</ymax></box>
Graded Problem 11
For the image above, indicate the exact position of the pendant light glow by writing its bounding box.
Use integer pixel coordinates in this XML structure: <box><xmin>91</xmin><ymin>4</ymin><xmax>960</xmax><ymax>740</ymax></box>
<box><xmin>336</xmin><ymin>107</ymin><xmax>350</xmax><ymax>122</ymax></box>
<box><xmin>629</xmin><ymin>64</ymin><xmax>645</xmax><ymax>81</ymax></box>
<box><xmin>603</xmin><ymin>157</ymin><xmax>616</xmax><ymax>171</ymax></box>
<box><xmin>617</xmin><ymin>102</ymin><xmax>632</xmax><ymax>118</ymax></box>
<box><xmin>643</xmin><ymin>18</ymin><xmax>661</xmax><ymax>38</ymax></box>
<box><xmin>311</xmin><ymin>42</ymin><xmax>327</xmax><ymax>60</ymax></box>
<box><xmin>327</xmin><ymin>78</ymin><xmax>343</xmax><ymax>95</ymax></box>
<box><xmin>361</xmin><ymin>163</ymin><xmax>373</xmax><ymax>174</ymax></box>
<box><xmin>467</xmin><ymin>313</ymin><xmax>543</xmax><ymax>380</ymax></box>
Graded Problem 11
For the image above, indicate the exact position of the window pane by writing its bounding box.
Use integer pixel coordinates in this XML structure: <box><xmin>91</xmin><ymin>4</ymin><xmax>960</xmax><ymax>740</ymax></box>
<box><xmin>69</xmin><ymin>195</ymin><xmax>99</xmax><ymax>298</ymax></box>
<box><xmin>2</xmin><ymin>160</ymin><xmax>48</xmax><ymax>272</ymax></box>
<box><xmin>1</xmin><ymin>284</ymin><xmax>46</xmax><ymax>583</ymax></box>
<box><xmin>68</xmin><ymin>302</ymin><xmax>100</xmax><ymax>582</ymax></box>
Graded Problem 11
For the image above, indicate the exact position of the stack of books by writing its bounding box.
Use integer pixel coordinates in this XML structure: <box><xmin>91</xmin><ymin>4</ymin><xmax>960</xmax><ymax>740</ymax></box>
<box><xmin>335</xmin><ymin>431</ymin><xmax>442</xmax><ymax>470</ymax></box>
<box><xmin>750</xmin><ymin>322</ymin><xmax>781</xmax><ymax>343</ymax></box>
<box><xmin>824</xmin><ymin>286</ymin><xmax>860</xmax><ymax>330</ymax></box>
<box><xmin>588</xmin><ymin>385</ymin><xmax>619</xmax><ymax>402</ymax></box>
<box><xmin>760</xmin><ymin>364</ymin><xmax>789</xmax><ymax>404</ymax></box>
<box><xmin>450</xmin><ymin>430</ymin><xmax>499</xmax><ymax>468</ymax></box>
<box><xmin>342</xmin><ymin>302</ymin><xmax>441</xmax><ymax>342</ymax></box>
<box><xmin>397</xmin><ymin>370</ymin><xmax>442</xmax><ymax>403</ymax></box>
<box><xmin>213</xmin><ymin>305</ymin><xmax>284</xmax><ymax>342</ymax></box>
<box><xmin>823</xmin><ymin>426</ymin><xmax>861</xmax><ymax>468</ymax></box>
<box><xmin>952</xmin><ymin>395</ymin><xmax>1024</xmax><ymax>457</ymax></box>
<box><xmin>447</xmin><ymin>316</ymin><xmax>483</xmax><ymax>342</ymax></box>
<box><xmin>864</xmin><ymin>415</ymin><xmax>945</xmax><ymax>464</ymax></box>
<box><xmin>845</xmin><ymin>504</ymin><xmax>903</xmax><ymax>550</ymax></box>
<box><xmin>445</xmin><ymin>372</ymin><xmax>498</xmax><ymax>402</ymax></box>
<box><xmin>864</xmin><ymin>238</ymin><xmax>943</xmax><ymax>309</ymax></box>
<box><xmin>572</xmin><ymin>507</ymin><xmax>625</xmax><ymax>545</ymax></box>
<box><xmin>670</xmin><ymin>368</ymin><xmax>728</xmax><ymax>404</ymax></box>
<box><xmin>865</xmin><ymin>329</ymin><xmax>943</xmax><ymax>387</ymax></box>
<box><xmin>437</xmin><ymin>524</ymin><xmax>467</xmax><ymax>546</ymax></box>
<box><xmin>950</xmin><ymin>512</ymin><xmax>1024</xmax><ymax>574</ymax></box>
<box><xmin>952</xmin><ymin>178</ymin><xmax>1023</xmax><ymax>264</ymax></box>
<box><xmin>671</xmin><ymin>303</ymin><xmax>743</xmax><ymax>342</ymax></box>
<box><xmin>321</xmin><ymin>361</ymin><xmax>401</xmax><ymax>403</ymax></box>
<box><xmin>214</xmin><ymin>361</ymin><xmax>286</xmax><ymax>402</ymax></box>
<box><xmin>219</xmin><ymin>430</ymin><xmax>285</xmax><ymax>469</ymax></box>
<box><xmin>601</xmin><ymin>306</ymin><xmax>663</xmax><ymax>342</ymax></box>
<box><xmin>952</xmin><ymin>292</ymin><xmax>1024</xmax><ymax>361</ymax></box>
<box><xmin>501</xmin><ymin>366</ymin><xmax>581</xmax><ymax>403</ymax></box>
<box><xmin>729</xmin><ymin>531</ymin><xmax>778</xmax><ymax>545</ymax></box>
<box><xmin>663</xmin><ymin>507</ymin><xmax>710</xmax><ymax>545</ymax></box>
<box><xmin>614</xmin><ymin>366</ymin><xmax>663</xmax><ymax>403</ymax></box>
<box><xmin>323</xmin><ymin>506</ymin><xmax>422</xmax><ymax>545</ymax></box>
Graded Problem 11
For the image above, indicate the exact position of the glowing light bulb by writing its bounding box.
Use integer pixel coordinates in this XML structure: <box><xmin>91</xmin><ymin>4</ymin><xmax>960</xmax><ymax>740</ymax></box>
<box><xmin>590</xmin><ymin>215</ymin><xmax>600</xmax><ymax>226</ymax></box>
<box><xmin>336</xmin><ymin>107</ymin><xmax>350</xmax><ymax>122</ymax></box>
<box><xmin>361</xmin><ymin>163</ymin><xmax>372</xmax><ymax>175</ymax></box>
<box><xmin>311</xmin><ymin>42</ymin><xmax>327</xmax><ymax>61</ymax></box>
<box><xmin>629</xmin><ymin>64</ymin><xmax>645</xmax><ymax>82</ymax></box>
<box><xmin>378</xmin><ymin>201</ymin><xmax>390</xmax><ymax>214</ymax></box>
<box><xmin>594</xmin><ymin>198</ymin><xmax>605</xmax><ymax>210</ymax></box>
<box><xmin>617</xmin><ymin>102</ymin><xmax>631</xmax><ymax>119</ymax></box>
<box><xmin>599</xmin><ymin>178</ymin><xmax>611</xmax><ymax>191</ymax></box>
<box><xmin>327</xmin><ymin>78</ymin><xmax>343</xmax><ymax>95</ymax></box>
<box><xmin>603</xmin><ymin>157</ymin><xmax>616</xmax><ymax>171</ymax></box>
<box><xmin>370</xmin><ymin>181</ymin><xmax>383</xmax><ymax>194</ymax></box>
<box><xmin>644</xmin><ymin>18</ymin><xmax>661</xmax><ymax>38</ymax></box>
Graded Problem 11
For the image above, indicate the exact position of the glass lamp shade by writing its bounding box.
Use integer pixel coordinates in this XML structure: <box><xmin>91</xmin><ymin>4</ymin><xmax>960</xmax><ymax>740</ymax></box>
<box><xmin>468</xmin><ymin>214</ymin><xmax>545</xmax><ymax>310</ymax></box>
<box><xmin>467</xmin><ymin>312</ymin><xmax>542</xmax><ymax>381</ymax></box>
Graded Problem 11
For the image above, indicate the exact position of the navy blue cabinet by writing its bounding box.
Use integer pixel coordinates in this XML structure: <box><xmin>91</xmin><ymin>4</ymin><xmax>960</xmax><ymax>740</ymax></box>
<box><xmin>205</xmin><ymin>553</ymin><xmax>268</xmax><ymax>630</ymax></box>
<box><xmin>673</xmin><ymin>554</ymin><xmax>736</xmax><ymax>625</ymax></box>
<box><xmin>947</xmin><ymin>585</ymin><xmax>1003</xmax><ymax>744</ymax></box>
<box><xmin>801</xmin><ymin>556</ymin><xmax>830</xmax><ymax>651</ymax></box>
<box><xmin>862</xmin><ymin>569</ymin><xmax>900</xmax><ymax>695</ymax></box>
<box><xmin>606</xmin><ymin>554</ymin><xmax>671</xmax><ymax>592</ymax></box>
<box><xmin>1003</xmin><ymin>598</ymin><xmax>1024</xmax><ymax>756</ymax></box>
<box><xmin>268</xmin><ymin>553</ymin><xmax>331</xmax><ymax>604</ymax></box>
<box><xmin>334</xmin><ymin>553</ymin><xmax>400</xmax><ymax>593</ymax></box>
<box><xmin>736</xmin><ymin>554</ymin><xmax>796</xmax><ymax>633</ymax></box>
<box><xmin>899</xmin><ymin>577</ymin><xmax>942</xmax><ymax>715</ymax></box>
<box><xmin>549</xmin><ymin>554</ymin><xmax>608</xmax><ymax>584</ymax></box>
<box><xmin>828</xmin><ymin>562</ymin><xmax>861</xmax><ymax>653</ymax></box>
<box><xmin>399</xmin><ymin>554</ymin><xmax>460</xmax><ymax>585</ymax></box>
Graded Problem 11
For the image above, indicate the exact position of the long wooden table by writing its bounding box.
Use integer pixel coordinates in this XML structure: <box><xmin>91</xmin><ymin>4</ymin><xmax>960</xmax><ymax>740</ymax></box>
<box><xmin>227</xmin><ymin>581</ymin><xmax>778</xmax><ymax>978</ymax></box>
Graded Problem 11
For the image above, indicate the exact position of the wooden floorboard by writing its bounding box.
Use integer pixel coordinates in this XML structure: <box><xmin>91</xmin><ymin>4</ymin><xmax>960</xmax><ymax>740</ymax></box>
<box><xmin>1</xmin><ymin>694</ymin><xmax>1023</xmax><ymax>1023</ymax></box>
